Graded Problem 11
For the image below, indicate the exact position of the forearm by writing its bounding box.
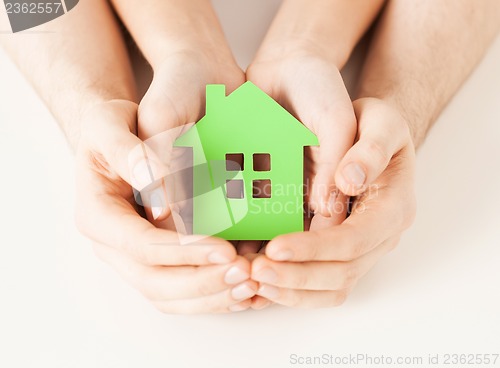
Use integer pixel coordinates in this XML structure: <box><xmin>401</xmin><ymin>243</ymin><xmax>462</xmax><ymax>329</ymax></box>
<box><xmin>110</xmin><ymin>0</ymin><xmax>236</xmax><ymax>70</ymax></box>
<box><xmin>0</xmin><ymin>0</ymin><xmax>137</xmax><ymax>150</ymax></box>
<box><xmin>255</xmin><ymin>0</ymin><xmax>386</xmax><ymax>67</ymax></box>
<box><xmin>356</xmin><ymin>0</ymin><xmax>500</xmax><ymax>147</ymax></box>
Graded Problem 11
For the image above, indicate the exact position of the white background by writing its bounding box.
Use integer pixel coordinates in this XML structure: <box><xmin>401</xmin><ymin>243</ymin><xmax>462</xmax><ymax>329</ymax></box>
<box><xmin>1</xmin><ymin>1</ymin><xmax>499</xmax><ymax>367</ymax></box>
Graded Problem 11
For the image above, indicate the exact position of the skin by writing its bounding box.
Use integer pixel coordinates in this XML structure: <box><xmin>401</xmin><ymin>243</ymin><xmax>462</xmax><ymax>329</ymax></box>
<box><xmin>1</xmin><ymin>0</ymin><xmax>255</xmax><ymax>314</ymax></box>
<box><xmin>2</xmin><ymin>0</ymin><xmax>499</xmax><ymax>312</ymax></box>
<box><xmin>251</xmin><ymin>0</ymin><xmax>500</xmax><ymax>308</ymax></box>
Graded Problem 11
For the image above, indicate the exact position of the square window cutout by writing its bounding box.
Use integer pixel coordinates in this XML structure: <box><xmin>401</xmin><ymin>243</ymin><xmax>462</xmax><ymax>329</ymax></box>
<box><xmin>253</xmin><ymin>153</ymin><xmax>271</xmax><ymax>171</ymax></box>
<box><xmin>226</xmin><ymin>153</ymin><xmax>244</xmax><ymax>171</ymax></box>
<box><xmin>226</xmin><ymin>179</ymin><xmax>244</xmax><ymax>199</ymax></box>
<box><xmin>252</xmin><ymin>179</ymin><xmax>271</xmax><ymax>198</ymax></box>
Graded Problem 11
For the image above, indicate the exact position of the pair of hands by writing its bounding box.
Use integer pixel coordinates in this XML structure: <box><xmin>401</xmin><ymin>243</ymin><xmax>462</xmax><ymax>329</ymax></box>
<box><xmin>75</xmin><ymin>47</ymin><xmax>416</xmax><ymax>313</ymax></box>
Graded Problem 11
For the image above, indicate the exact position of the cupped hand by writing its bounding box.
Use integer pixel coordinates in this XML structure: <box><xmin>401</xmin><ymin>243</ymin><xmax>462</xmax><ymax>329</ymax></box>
<box><xmin>251</xmin><ymin>98</ymin><xmax>417</xmax><ymax>308</ymax></box>
<box><xmin>75</xmin><ymin>100</ymin><xmax>256</xmax><ymax>314</ymax></box>
<box><xmin>247</xmin><ymin>48</ymin><xmax>357</xmax><ymax>220</ymax></box>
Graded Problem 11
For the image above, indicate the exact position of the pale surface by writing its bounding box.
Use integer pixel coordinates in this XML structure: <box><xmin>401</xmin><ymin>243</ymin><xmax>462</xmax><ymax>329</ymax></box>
<box><xmin>1</xmin><ymin>1</ymin><xmax>499</xmax><ymax>367</ymax></box>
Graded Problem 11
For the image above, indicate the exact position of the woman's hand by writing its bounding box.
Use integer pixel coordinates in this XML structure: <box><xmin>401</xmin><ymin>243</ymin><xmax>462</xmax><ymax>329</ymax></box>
<box><xmin>251</xmin><ymin>98</ymin><xmax>417</xmax><ymax>308</ymax></box>
<box><xmin>136</xmin><ymin>49</ymin><xmax>245</xmax><ymax>225</ymax></box>
<box><xmin>75</xmin><ymin>100</ymin><xmax>256</xmax><ymax>314</ymax></box>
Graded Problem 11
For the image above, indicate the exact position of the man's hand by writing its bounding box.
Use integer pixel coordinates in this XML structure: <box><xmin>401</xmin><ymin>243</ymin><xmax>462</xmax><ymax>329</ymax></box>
<box><xmin>238</xmin><ymin>0</ymin><xmax>387</xmax><ymax>260</ymax></box>
<box><xmin>251</xmin><ymin>98</ymin><xmax>416</xmax><ymax>308</ymax></box>
<box><xmin>75</xmin><ymin>100</ymin><xmax>257</xmax><ymax>313</ymax></box>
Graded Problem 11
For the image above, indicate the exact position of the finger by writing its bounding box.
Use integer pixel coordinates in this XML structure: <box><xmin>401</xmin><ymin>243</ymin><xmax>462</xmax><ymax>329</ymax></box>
<box><xmin>265</xmin><ymin>169</ymin><xmax>412</xmax><ymax>262</ymax></box>
<box><xmin>335</xmin><ymin>98</ymin><xmax>411</xmax><ymax>196</ymax></box>
<box><xmin>257</xmin><ymin>285</ymin><xmax>349</xmax><ymax>309</ymax></box>
<box><xmin>266</xmin><ymin>214</ymin><xmax>388</xmax><ymax>263</ymax></box>
<box><xmin>93</xmin><ymin>242</ymin><xmax>255</xmax><ymax>300</ymax></box>
<box><xmin>250</xmin><ymin>295</ymin><xmax>273</xmax><ymax>310</ymax></box>
<box><xmin>76</xmin><ymin>172</ymin><xmax>236</xmax><ymax>266</ymax></box>
<box><xmin>253</xmin><ymin>237</ymin><xmax>399</xmax><ymax>290</ymax></box>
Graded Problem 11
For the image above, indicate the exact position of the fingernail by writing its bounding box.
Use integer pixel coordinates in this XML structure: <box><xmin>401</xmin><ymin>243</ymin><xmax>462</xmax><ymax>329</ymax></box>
<box><xmin>224</xmin><ymin>266</ymin><xmax>249</xmax><ymax>284</ymax></box>
<box><xmin>231</xmin><ymin>283</ymin><xmax>256</xmax><ymax>300</ymax></box>
<box><xmin>133</xmin><ymin>160</ymin><xmax>154</xmax><ymax>189</ymax></box>
<box><xmin>271</xmin><ymin>250</ymin><xmax>293</xmax><ymax>261</ymax></box>
<box><xmin>342</xmin><ymin>163</ymin><xmax>366</xmax><ymax>187</ymax></box>
<box><xmin>257</xmin><ymin>284</ymin><xmax>280</xmax><ymax>299</ymax></box>
<box><xmin>229</xmin><ymin>302</ymin><xmax>249</xmax><ymax>312</ymax></box>
<box><xmin>208</xmin><ymin>252</ymin><xmax>232</xmax><ymax>265</ymax></box>
<box><xmin>253</xmin><ymin>267</ymin><xmax>278</xmax><ymax>283</ymax></box>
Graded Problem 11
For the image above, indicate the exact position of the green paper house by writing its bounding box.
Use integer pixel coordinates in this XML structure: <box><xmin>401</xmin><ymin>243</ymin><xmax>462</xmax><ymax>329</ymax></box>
<box><xmin>174</xmin><ymin>81</ymin><xmax>318</xmax><ymax>240</ymax></box>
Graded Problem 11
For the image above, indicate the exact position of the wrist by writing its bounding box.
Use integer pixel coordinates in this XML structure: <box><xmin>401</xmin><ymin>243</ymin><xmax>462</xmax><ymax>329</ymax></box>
<box><xmin>148</xmin><ymin>42</ymin><xmax>238</xmax><ymax>75</ymax></box>
<box><xmin>256</xmin><ymin>0</ymin><xmax>379</xmax><ymax>69</ymax></box>
<box><xmin>110</xmin><ymin>0</ymin><xmax>234</xmax><ymax>70</ymax></box>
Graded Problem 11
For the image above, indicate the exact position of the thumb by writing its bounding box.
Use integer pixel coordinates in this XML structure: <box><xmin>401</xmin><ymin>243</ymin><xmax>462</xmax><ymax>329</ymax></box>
<box><xmin>81</xmin><ymin>100</ymin><xmax>172</xmax><ymax>220</ymax></box>
<box><xmin>335</xmin><ymin>98</ymin><xmax>411</xmax><ymax>196</ymax></box>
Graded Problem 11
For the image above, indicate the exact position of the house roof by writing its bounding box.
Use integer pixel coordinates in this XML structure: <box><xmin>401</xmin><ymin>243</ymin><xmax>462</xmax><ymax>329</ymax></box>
<box><xmin>175</xmin><ymin>81</ymin><xmax>318</xmax><ymax>150</ymax></box>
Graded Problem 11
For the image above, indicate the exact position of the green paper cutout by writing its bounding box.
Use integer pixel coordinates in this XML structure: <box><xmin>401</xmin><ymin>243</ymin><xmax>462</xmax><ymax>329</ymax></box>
<box><xmin>174</xmin><ymin>81</ymin><xmax>318</xmax><ymax>240</ymax></box>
